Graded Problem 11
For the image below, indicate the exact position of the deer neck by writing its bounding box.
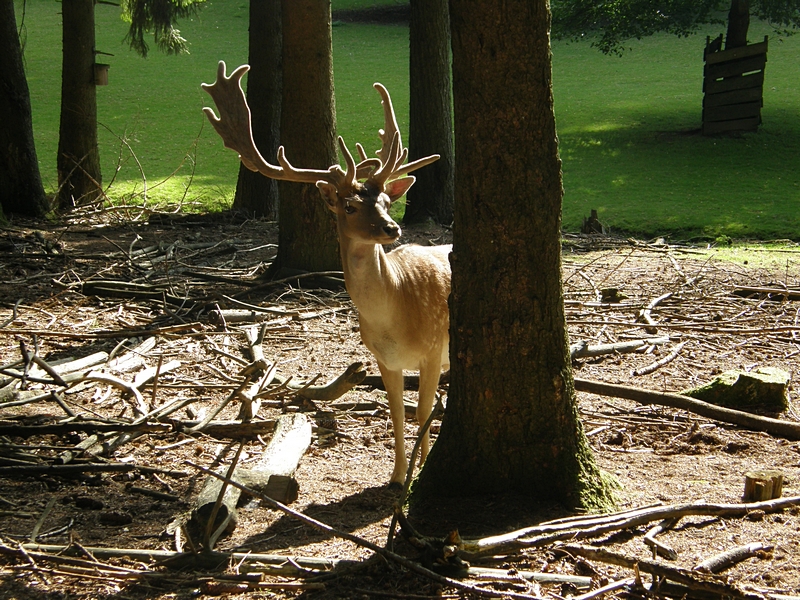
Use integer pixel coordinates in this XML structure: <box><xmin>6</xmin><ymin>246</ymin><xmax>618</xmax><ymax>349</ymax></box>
<box><xmin>337</xmin><ymin>229</ymin><xmax>398</xmax><ymax>322</ymax></box>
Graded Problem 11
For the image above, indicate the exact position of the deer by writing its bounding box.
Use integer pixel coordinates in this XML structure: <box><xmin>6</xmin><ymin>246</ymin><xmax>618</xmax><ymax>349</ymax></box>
<box><xmin>202</xmin><ymin>62</ymin><xmax>451</xmax><ymax>487</ymax></box>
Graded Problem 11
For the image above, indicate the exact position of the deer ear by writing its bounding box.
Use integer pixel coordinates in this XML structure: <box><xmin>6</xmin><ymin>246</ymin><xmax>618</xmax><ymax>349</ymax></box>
<box><xmin>317</xmin><ymin>182</ymin><xmax>341</xmax><ymax>212</ymax></box>
<box><xmin>384</xmin><ymin>176</ymin><xmax>415</xmax><ymax>202</ymax></box>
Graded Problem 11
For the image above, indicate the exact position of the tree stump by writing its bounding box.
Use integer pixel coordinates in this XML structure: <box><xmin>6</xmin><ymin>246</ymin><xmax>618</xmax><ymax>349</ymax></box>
<box><xmin>743</xmin><ymin>470</ymin><xmax>783</xmax><ymax>502</ymax></box>
<box><xmin>682</xmin><ymin>367</ymin><xmax>790</xmax><ymax>413</ymax></box>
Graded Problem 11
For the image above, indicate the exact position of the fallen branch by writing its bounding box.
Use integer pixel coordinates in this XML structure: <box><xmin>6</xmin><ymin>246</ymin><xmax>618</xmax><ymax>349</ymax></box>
<box><xmin>559</xmin><ymin>544</ymin><xmax>762</xmax><ymax>600</ymax></box>
<box><xmin>638</xmin><ymin>291</ymin><xmax>673</xmax><ymax>333</ymax></box>
<box><xmin>632</xmin><ymin>341</ymin><xmax>688</xmax><ymax>376</ymax></box>
<box><xmin>20</xmin><ymin>542</ymin><xmax>356</xmax><ymax>575</ymax></box>
<box><xmin>81</xmin><ymin>280</ymin><xmax>199</xmax><ymax>307</ymax></box>
<box><xmin>286</xmin><ymin>361</ymin><xmax>367</xmax><ymax>401</ymax></box>
<box><xmin>460</xmin><ymin>496</ymin><xmax>800</xmax><ymax>557</ymax></box>
<box><xmin>573</xmin><ymin>378</ymin><xmax>800</xmax><ymax>440</ymax></box>
<box><xmin>732</xmin><ymin>286</ymin><xmax>800</xmax><ymax>301</ymax></box>
<box><xmin>0</xmin><ymin>462</ymin><xmax>187</xmax><ymax>477</ymax></box>
<box><xmin>643</xmin><ymin>517</ymin><xmax>679</xmax><ymax>560</ymax></box>
<box><xmin>0</xmin><ymin>420</ymin><xmax>170</xmax><ymax>438</ymax></box>
<box><xmin>694</xmin><ymin>542</ymin><xmax>772</xmax><ymax>574</ymax></box>
<box><xmin>173</xmin><ymin>418</ymin><xmax>276</xmax><ymax>439</ymax></box>
<box><xmin>570</xmin><ymin>337</ymin><xmax>670</xmax><ymax>360</ymax></box>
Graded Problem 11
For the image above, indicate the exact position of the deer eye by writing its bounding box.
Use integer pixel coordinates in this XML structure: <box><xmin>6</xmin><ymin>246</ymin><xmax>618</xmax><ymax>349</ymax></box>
<box><xmin>344</xmin><ymin>202</ymin><xmax>357</xmax><ymax>215</ymax></box>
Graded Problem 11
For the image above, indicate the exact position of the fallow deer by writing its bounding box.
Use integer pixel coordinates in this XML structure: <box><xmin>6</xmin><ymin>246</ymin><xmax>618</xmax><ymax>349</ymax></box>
<box><xmin>202</xmin><ymin>62</ymin><xmax>451</xmax><ymax>486</ymax></box>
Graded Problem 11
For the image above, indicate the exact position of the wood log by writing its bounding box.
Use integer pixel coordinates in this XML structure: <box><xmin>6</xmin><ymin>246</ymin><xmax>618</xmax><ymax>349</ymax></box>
<box><xmin>241</xmin><ymin>413</ymin><xmax>312</xmax><ymax>503</ymax></box>
<box><xmin>743</xmin><ymin>470</ymin><xmax>783</xmax><ymax>502</ymax></box>
<box><xmin>573</xmin><ymin>378</ymin><xmax>800</xmax><ymax>440</ymax></box>
<box><xmin>192</xmin><ymin>469</ymin><xmax>245</xmax><ymax>536</ymax></box>
<box><xmin>732</xmin><ymin>285</ymin><xmax>800</xmax><ymax>301</ymax></box>
<box><xmin>191</xmin><ymin>414</ymin><xmax>312</xmax><ymax>536</ymax></box>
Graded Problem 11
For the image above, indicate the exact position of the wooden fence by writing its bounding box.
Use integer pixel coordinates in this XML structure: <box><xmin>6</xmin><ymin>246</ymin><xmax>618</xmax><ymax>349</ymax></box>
<box><xmin>702</xmin><ymin>36</ymin><xmax>768</xmax><ymax>135</ymax></box>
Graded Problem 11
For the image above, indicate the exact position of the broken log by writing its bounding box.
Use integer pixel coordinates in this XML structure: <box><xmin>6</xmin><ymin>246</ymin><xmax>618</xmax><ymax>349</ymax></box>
<box><xmin>573</xmin><ymin>378</ymin><xmax>800</xmax><ymax>440</ymax></box>
<box><xmin>192</xmin><ymin>414</ymin><xmax>312</xmax><ymax>535</ymax></box>
<box><xmin>241</xmin><ymin>412</ymin><xmax>312</xmax><ymax>503</ymax></box>
<box><xmin>193</xmin><ymin>470</ymin><xmax>245</xmax><ymax>537</ymax></box>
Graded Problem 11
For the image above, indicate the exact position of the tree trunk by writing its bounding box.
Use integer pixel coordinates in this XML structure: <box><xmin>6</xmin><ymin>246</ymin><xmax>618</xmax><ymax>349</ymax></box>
<box><xmin>232</xmin><ymin>0</ymin><xmax>281</xmax><ymax>220</ymax></box>
<box><xmin>272</xmin><ymin>0</ymin><xmax>340</xmax><ymax>274</ymax></box>
<box><xmin>412</xmin><ymin>0</ymin><xmax>614</xmax><ymax>510</ymax></box>
<box><xmin>0</xmin><ymin>0</ymin><xmax>49</xmax><ymax>217</ymax></box>
<box><xmin>404</xmin><ymin>0</ymin><xmax>454</xmax><ymax>225</ymax></box>
<box><xmin>725</xmin><ymin>0</ymin><xmax>750</xmax><ymax>49</ymax></box>
<box><xmin>57</xmin><ymin>0</ymin><xmax>102</xmax><ymax>209</ymax></box>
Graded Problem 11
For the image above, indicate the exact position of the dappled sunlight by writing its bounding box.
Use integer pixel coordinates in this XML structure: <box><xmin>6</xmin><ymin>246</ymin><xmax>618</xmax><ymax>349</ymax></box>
<box><xmin>559</xmin><ymin>121</ymin><xmax>626</xmax><ymax>135</ymax></box>
<box><xmin>105</xmin><ymin>174</ymin><xmax>235</xmax><ymax>209</ymax></box>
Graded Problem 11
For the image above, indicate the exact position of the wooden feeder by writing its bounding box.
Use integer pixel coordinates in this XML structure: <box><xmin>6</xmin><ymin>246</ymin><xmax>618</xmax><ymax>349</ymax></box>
<box><xmin>94</xmin><ymin>63</ymin><xmax>110</xmax><ymax>86</ymax></box>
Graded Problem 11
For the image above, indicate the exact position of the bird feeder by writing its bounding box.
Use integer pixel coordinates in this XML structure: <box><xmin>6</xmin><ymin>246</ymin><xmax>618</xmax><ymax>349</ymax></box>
<box><xmin>94</xmin><ymin>63</ymin><xmax>110</xmax><ymax>86</ymax></box>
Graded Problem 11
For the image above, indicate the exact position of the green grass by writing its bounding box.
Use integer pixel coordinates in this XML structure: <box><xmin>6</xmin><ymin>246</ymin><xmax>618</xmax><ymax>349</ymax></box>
<box><xmin>553</xmin><ymin>21</ymin><xmax>800</xmax><ymax>240</ymax></box>
<box><xmin>17</xmin><ymin>0</ymin><xmax>800</xmax><ymax>239</ymax></box>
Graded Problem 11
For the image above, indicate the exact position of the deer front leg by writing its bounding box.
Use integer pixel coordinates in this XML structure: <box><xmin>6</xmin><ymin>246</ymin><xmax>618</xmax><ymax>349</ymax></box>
<box><xmin>378</xmin><ymin>361</ymin><xmax>407</xmax><ymax>487</ymax></box>
<box><xmin>416</xmin><ymin>358</ymin><xmax>442</xmax><ymax>465</ymax></box>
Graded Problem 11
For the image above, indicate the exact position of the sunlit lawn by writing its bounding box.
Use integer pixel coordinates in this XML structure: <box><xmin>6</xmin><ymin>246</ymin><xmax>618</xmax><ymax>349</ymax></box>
<box><xmin>19</xmin><ymin>0</ymin><xmax>800</xmax><ymax>239</ymax></box>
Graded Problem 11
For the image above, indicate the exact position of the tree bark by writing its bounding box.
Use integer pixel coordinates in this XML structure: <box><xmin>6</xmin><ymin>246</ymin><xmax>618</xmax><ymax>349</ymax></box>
<box><xmin>725</xmin><ymin>0</ymin><xmax>750</xmax><ymax>49</ymax></box>
<box><xmin>404</xmin><ymin>0</ymin><xmax>454</xmax><ymax>225</ymax></box>
<box><xmin>272</xmin><ymin>0</ymin><xmax>340</xmax><ymax>274</ymax></box>
<box><xmin>412</xmin><ymin>0</ymin><xmax>614</xmax><ymax>510</ymax></box>
<box><xmin>232</xmin><ymin>0</ymin><xmax>281</xmax><ymax>219</ymax></box>
<box><xmin>0</xmin><ymin>0</ymin><xmax>49</xmax><ymax>217</ymax></box>
<box><xmin>57</xmin><ymin>0</ymin><xmax>102</xmax><ymax>209</ymax></box>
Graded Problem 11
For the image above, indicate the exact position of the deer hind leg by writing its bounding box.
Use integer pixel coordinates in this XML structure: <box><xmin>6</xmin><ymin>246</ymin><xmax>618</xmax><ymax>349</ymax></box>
<box><xmin>377</xmin><ymin>361</ymin><xmax>407</xmax><ymax>486</ymax></box>
<box><xmin>416</xmin><ymin>354</ymin><xmax>443</xmax><ymax>465</ymax></box>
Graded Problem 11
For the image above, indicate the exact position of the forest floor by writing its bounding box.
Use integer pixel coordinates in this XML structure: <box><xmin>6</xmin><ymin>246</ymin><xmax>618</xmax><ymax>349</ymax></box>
<box><xmin>0</xmin><ymin>211</ymin><xmax>799</xmax><ymax>600</ymax></box>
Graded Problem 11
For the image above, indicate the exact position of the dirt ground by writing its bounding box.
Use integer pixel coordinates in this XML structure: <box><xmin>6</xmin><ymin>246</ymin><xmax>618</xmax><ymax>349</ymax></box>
<box><xmin>1</xmin><ymin>211</ymin><xmax>799</xmax><ymax>599</ymax></box>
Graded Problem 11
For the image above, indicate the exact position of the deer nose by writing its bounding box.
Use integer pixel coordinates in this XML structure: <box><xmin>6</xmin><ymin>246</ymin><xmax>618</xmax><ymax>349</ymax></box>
<box><xmin>382</xmin><ymin>223</ymin><xmax>400</xmax><ymax>238</ymax></box>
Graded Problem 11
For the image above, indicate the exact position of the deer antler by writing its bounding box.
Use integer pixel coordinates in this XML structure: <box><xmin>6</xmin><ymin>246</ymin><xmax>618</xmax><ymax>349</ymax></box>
<box><xmin>369</xmin><ymin>83</ymin><xmax>440</xmax><ymax>189</ymax></box>
<box><xmin>201</xmin><ymin>61</ymin><xmax>356</xmax><ymax>193</ymax></box>
<box><xmin>202</xmin><ymin>62</ymin><xmax>439</xmax><ymax>197</ymax></box>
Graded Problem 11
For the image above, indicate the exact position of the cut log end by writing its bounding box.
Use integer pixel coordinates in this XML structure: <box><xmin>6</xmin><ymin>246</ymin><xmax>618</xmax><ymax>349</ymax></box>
<box><xmin>743</xmin><ymin>470</ymin><xmax>784</xmax><ymax>502</ymax></box>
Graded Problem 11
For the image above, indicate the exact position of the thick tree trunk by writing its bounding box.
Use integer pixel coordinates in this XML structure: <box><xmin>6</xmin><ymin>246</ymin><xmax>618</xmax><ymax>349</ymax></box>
<box><xmin>272</xmin><ymin>0</ymin><xmax>339</xmax><ymax>273</ymax></box>
<box><xmin>232</xmin><ymin>0</ymin><xmax>281</xmax><ymax>220</ymax></box>
<box><xmin>0</xmin><ymin>0</ymin><xmax>49</xmax><ymax>217</ymax></box>
<box><xmin>404</xmin><ymin>0</ymin><xmax>454</xmax><ymax>225</ymax></box>
<box><xmin>412</xmin><ymin>0</ymin><xmax>614</xmax><ymax>510</ymax></box>
<box><xmin>57</xmin><ymin>0</ymin><xmax>102</xmax><ymax>209</ymax></box>
<box><xmin>726</xmin><ymin>0</ymin><xmax>750</xmax><ymax>49</ymax></box>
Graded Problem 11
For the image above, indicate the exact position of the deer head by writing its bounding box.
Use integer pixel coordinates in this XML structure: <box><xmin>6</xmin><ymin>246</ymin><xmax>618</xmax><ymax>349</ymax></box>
<box><xmin>201</xmin><ymin>61</ymin><xmax>439</xmax><ymax>242</ymax></box>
